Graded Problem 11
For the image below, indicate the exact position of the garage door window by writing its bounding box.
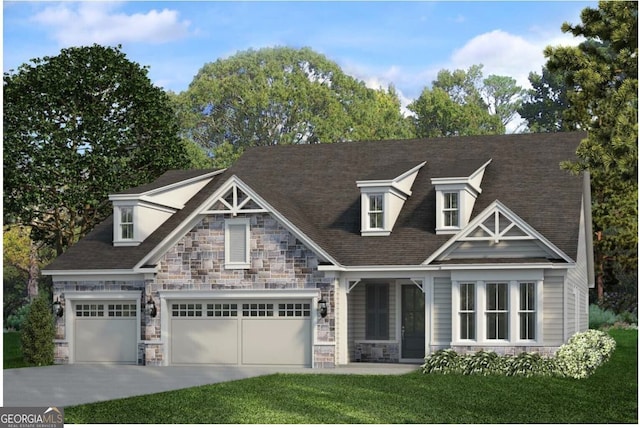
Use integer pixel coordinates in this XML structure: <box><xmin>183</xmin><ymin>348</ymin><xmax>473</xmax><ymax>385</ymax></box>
<box><xmin>207</xmin><ymin>303</ymin><xmax>238</xmax><ymax>317</ymax></box>
<box><xmin>279</xmin><ymin>303</ymin><xmax>311</xmax><ymax>317</ymax></box>
<box><xmin>108</xmin><ymin>303</ymin><xmax>136</xmax><ymax>317</ymax></box>
<box><xmin>172</xmin><ymin>303</ymin><xmax>203</xmax><ymax>317</ymax></box>
<box><xmin>76</xmin><ymin>304</ymin><xmax>105</xmax><ymax>317</ymax></box>
<box><xmin>242</xmin><ymin>303</ymin><xmax>274</xmax><ymax>317</ymax></box>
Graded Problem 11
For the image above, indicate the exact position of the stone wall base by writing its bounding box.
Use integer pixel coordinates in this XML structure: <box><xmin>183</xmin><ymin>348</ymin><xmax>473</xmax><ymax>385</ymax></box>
<box><xmin>313</xmin><ymin>344</ymin><xmax>336</xmax><ymax>368</ymax></box>
<box><xmin>53</xmin><ymin>341</ymin><xmax>69</xmax><ymax>364</ymax></box>
<box><xmin>354</xmin><ymin>341</ymin><xmax>399</xmax><ymax>363</ymax></box>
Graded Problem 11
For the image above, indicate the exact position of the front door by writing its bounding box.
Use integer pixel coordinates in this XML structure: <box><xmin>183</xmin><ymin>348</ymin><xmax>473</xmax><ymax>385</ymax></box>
<box><xmin>401</xmin><ymin>284</ymin><xmax>425</xmax><ymax>359</ymax></box>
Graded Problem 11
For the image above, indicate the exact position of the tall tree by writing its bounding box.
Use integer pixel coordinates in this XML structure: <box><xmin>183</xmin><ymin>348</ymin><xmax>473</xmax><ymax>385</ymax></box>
<box><xmin>545</xmin><ymin>1</ymin><xmax>638</xmax><ymax>299</ymax></box>
<box><xmin>409</xmin><ymin>65</ymin><xmax>504</xmax><ymax>137</ymax></box>
<box><xmin>173</xmin><ymin>47</ymin><xmax>413</xmax><ymax>168</ymax></box>
<box><xmin>518</xmin><ymin>66</ymin><xmax>577</xmax><ymax>133</ymax></box>
<box><xmin>482</xmin><ymin>74</ymin><xmax>525</xmax><ymax>128</ymax></box>
<box><xmin>4</xmin><ymin>44</ymin><xmax>190</xmax><ymax>255</ymax></box>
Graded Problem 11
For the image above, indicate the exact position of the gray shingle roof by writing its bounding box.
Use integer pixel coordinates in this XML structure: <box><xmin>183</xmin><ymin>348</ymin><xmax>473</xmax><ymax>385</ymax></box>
<box><xmin>45</xmin><ymin>132</ymin><xmax>587</xmax><ymax>271</ymax></box>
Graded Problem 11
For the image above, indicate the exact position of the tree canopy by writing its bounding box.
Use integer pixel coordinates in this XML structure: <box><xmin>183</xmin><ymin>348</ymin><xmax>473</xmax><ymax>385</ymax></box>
<box><xmin>545</xmin><ymin>1</ymin><xmax>638</xmax><ymax>277</ymax></box>
<box><xmin>4</xmin><ymin>44</ymin><xmax>190</xmax><ymax>255</ymax></box>
<box><xmin>518</xmin><ymin>66</ymin><xmax>577</xmax><ymax>133</ymax></box>
<box><xmin>408</xmin><ymin>65</ymin><xmax>507</xmax><ymax>137</ymax></box>
<box><xmin>172</xmin><ymin>46</ymin><xmax>414</xmax><ymax>168</ymax></box>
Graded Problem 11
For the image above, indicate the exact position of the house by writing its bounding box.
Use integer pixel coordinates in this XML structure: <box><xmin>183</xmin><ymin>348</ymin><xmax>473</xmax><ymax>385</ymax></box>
<box><xmin>43</xmin><ymin>132</ymin><xmax>594</xmax><ymax>368</ymax></box>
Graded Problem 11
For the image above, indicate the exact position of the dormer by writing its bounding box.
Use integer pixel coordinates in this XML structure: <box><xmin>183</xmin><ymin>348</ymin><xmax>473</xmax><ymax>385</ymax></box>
<box><xmin>110</xmin><ymin>170</ymin><xmax>223</xmax><ymax>246</ymax></box>
<box><xmin>357</xmin><ymin>162</ymin><xmax>426</xmax><ymax>236</ymax></box>
<box><xmin>432</xmin><ymin>159</ymin><xmax>491</xmax><ymax>234</ymax></box>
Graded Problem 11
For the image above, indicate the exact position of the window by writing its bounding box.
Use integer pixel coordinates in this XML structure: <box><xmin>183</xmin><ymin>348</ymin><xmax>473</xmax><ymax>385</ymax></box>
<box><xmin>278</xmin><ymin>303</ymin><xmax>311</xmax><ymax>317</ymax></box>
<box><xmin>486</xmin><ymin>282</ymin><xmax>508</xmax><ymax>340</ymax></box>
<box><xmin>366</xmin><ymin>284</ymin><xmax>389</xmax><ymax>340</ymax></box>
<box><xmin>225</xmin><ymin>218</ymin><xmax>250</xmax><ymax>269</ymax></box>
<box><xmin>459</xmin><ymin>283</ymin><xmax>475</xmax><ymax>340</ymax></box>
<box><xmin>206</xmin><ymin>303</ymin><xmax>238</xmax><ymax>318</ymax></box>
<box><xmin>368</xmin><ymin>194</ymin><xmax>384</xmax><ymax>229</ymax></box>
<box><xmin>120</xmin><ymin>207</ymin><xmax>134</xmax><ymax>240</ymax></box>
<box><xmin>519</xmin><ymin>282</ymin><xmax>536</xmax><ymax>340</ymax></box>
<box><xmin>443</xmin><ymin>192</ymin><xmax>459</xmax><ymax>227</ymax></box>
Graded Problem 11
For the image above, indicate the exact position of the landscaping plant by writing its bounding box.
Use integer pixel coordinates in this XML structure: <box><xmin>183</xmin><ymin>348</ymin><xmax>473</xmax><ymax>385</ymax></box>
<box><xmin>422</xmin><ymin>329</ymin><xmax>616</xmax><ymax>379</ymax></box>
<box><xmin>20</xmin><ymin>295</ymin><xmax>54</xmax><ymax>366</ymax></box>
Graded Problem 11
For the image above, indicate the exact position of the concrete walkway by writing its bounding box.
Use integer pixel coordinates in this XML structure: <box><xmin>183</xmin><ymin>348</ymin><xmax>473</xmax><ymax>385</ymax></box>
<box><xmin>3</xmin><ymin>363</ymin><xmax>420</xmax><ymax>408</ymax></box>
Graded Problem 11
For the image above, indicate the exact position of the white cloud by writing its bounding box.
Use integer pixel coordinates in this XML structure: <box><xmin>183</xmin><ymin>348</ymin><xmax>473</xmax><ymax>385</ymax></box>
<box><xmin>31</xmin><ymin>2</ymin><xmax>192</xmax><ymax>46</ymax></box>
<box><xmin>449</xmin><ymin>29</ymin><xmax>582</xmax><ymax>89</ymax></box>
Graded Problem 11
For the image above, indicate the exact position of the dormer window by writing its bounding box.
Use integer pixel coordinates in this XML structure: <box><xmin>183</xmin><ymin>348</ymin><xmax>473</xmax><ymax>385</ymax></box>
<box><xmin>357</xmin><ymin>162</ymin><xmax>426</xmax><ymax>237</ymax></box>
<box><xmin>368</xmin><ymin>194</ymin><xmax>384</xmax><ymax>229</ymax></box>
<box><xmin>443</xmin><ymin>192</ymin><xmax>459</xmax><ymax>227</ymax></box>
<box><xmin>432</xmin><ymin>159</ymin><xmax>491</xmax><ymax>234</ymax></box>
<box><xmin>120</xmin><ymin>207</ymin><xmax>134</xmax><ymax>240</ymax></box>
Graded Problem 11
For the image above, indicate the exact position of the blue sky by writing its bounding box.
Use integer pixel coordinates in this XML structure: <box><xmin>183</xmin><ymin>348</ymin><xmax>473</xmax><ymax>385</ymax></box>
<box><xmin>3</xmin><ymin>1</ymin><xmax>596</xmax><ymax>111</ymax></box>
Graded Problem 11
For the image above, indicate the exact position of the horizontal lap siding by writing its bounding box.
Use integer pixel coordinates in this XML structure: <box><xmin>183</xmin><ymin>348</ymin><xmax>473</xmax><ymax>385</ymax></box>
<box><xmin>543</xmin><ymin>274</ymin><xmax>564</xmax><ymax>345</ymax></box>
<box><xmin>432</xmin><ymin>277</ymin><xmax>452</xmax><ymax>345</ymax></box>
<box><xmin>446</xmin><ymin>240</ymin><xmax>552</xmax><ymax>259</ymax></box>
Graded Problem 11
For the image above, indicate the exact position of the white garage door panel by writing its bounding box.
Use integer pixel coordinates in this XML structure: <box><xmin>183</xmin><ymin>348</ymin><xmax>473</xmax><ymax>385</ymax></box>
<box><xmin>241</xmin><ymin>319</ymin><xmax>311</xmax><ymax>366</ymax></box>
<box><xmin>75</xmin><ymin>319</ymin><xmax>137</xmax><ymax>363</ymax></box>
<box><xmin>171</xmin><ymin>319</ymin><xmax>238</xmax><ymax>364</ymax></box>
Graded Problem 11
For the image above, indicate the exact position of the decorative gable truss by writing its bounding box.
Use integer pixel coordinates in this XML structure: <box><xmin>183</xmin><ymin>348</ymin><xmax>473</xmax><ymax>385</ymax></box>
<box><xmin>204</xmin><ymin>181</ymin><xmax>267</xmax><ymax>216</ymax></box>
<box><xmin>425</xmin><ymin>200</ymin><xmax>574</xmax><ymax>265</ymax></box>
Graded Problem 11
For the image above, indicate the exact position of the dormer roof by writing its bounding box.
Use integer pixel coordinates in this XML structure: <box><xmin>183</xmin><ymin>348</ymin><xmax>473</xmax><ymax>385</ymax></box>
<box><xmin>45</xmin><ymin>132</ymin><xmax>587</xmax><ymax>272</ymax></box>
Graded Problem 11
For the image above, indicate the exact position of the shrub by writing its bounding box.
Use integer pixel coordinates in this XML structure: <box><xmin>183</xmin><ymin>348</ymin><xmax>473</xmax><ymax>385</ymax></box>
<box><xmin>504</xmin><ymin>352</ymin><xmax>556</xmax><ymax>377</ymax></box>
<box><xmin>20</xmin><ymin>295</ymin><xmax>55</xmax><ymax>366</ymax></box>
<box><xmin>589</xmin><ymin>304</ymin><xmax>618</xmax><ymax>329</ymax></box>
<box><xmin>422</xmin><ymin>349</ymin><xmax>460</xmax><ymax>374</ymax></box>
<box><xmin>461</xmin><ymin>350</ymin><xmax>502</xmax><ymax>376</ymax></box>
<box><xmin>554</xmin><ymin>329</ymin><xmax>616</xmax><ymax>379</ymax></box>
<box><xmin>6</xmin><ymin>303</ymin><xmax>31</xmax><ymax>331</ymax></box>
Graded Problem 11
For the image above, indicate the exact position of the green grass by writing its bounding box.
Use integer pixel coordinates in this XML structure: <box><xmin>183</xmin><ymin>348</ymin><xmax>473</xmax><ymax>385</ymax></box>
<box><xmin>65</xmin><ymin>329</ymin><xmax>638</xmax><ymax>424</ymax></box>
<box><xmin>3</xmin><ymin>331</ymin><xmax>31</xmax><ymax>369</ymax></box>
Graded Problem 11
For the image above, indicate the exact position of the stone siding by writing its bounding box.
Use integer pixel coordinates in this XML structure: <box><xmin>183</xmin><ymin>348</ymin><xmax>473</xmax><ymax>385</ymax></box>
<box><xmin>354</xmin><ymin>342</ymin><xmax>400</xmax><ymax>363</ymax></box>
<box><xmin>54</xmin><ymin>213</ymin><xmax>336</xmax><ymax>367</ymax></box>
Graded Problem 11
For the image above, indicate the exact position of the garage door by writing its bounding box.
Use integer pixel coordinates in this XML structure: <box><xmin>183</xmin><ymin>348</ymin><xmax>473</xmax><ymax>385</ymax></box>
<box><xmin>74</xmin><ymin>302</ymin><xmax>137</xmax><ymax>363</ymax></box>
<box><xmin>170</xmin><ymin>301</ymin><xmax>312</xmax><ymax>366</ymax></box>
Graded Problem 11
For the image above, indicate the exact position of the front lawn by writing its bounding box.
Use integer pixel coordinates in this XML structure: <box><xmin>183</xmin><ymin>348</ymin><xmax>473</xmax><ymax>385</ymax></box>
<box><xmin>65</xmin><ymin>329</ymin><xmax>638</xmax><ymax>423</ymax></box>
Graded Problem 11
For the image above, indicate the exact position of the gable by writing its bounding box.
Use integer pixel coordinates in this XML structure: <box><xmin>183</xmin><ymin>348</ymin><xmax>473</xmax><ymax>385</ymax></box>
<box><xmin>424</xmin><ymin>200</ymin><xmax>574</xmax><ymax>265</ymax></box>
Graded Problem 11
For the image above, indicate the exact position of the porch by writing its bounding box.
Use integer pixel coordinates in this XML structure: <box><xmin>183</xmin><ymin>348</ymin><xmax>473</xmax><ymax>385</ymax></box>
<box><xmin>346</xmin><ymin>279</ymin><xmax>426</xmax><ymax>364</ymax></box>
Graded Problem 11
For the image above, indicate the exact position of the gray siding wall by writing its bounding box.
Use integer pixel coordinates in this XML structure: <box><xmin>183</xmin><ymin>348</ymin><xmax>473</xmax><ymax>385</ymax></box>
<box><xmin>565</xmin><ymin>203</ymin><xmax>590</xmax><ymax>333</ymax></box>
<box><xmin>543</xmin><ymin>273</ymin><xmax>565</xmax><ymax>345</ymax></box>
<box><xmin>432</xmin><ymin>277</ymin><xmax>452</xmax><ymax>345</ymax></box>
<box><xmin>444</xmin><ymin>240</ymin><xmax>554</xmax><ymax>260</ymax></box>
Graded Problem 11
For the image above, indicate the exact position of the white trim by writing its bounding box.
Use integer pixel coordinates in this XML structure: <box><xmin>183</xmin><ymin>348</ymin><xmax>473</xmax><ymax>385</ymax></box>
<box><xmin>159</xmin><ymin>289</ymin><xmax>321</xmax><ymax>300</ymax></box>
<box><xmin>110</xmin><ymin>170</ymin><xmax>224</xmax><ymax>199</ymax></box>
<box><xmin>43</xmin><ymin>271</ymin><xmax>154</xmax><ymax>281</ymax></box>
<box><xmin>319</xmin><ymin>262</ymin><xmax>572</xmax><ymax>274</ymax></box>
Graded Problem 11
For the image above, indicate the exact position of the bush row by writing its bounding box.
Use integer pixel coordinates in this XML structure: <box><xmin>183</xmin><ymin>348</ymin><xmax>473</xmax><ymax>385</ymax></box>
<box><xmin>589</xmin><ymin>303</ymin><xmax>638</xmax><ymax>329</ymax></box>
<box><xmin>422</xmin><ymin>329</ymin><xmax>616</xmax><ymax>379</ymax></box>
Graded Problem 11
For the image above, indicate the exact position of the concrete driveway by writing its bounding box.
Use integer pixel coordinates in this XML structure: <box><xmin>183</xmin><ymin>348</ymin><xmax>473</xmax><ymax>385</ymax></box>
<box><xmin>3</xmin><ymin>363</ymin><xmax>419</xmax><ymax>408</ymax></box>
